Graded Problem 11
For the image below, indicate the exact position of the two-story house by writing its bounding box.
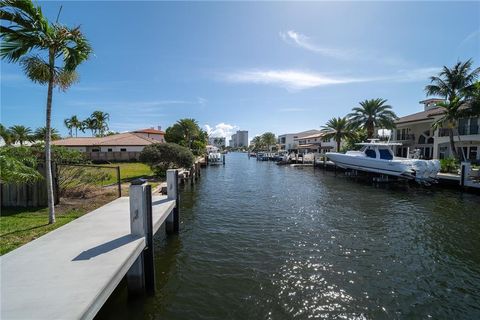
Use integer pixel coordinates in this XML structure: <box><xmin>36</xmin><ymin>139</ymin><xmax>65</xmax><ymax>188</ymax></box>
<box><xmin>277</xmin><ymin>130</ymin><xmax>320</xmax><ymax>151</ymax></box>
<box><xmin>391</xmin><ymin>99</ymin><xmax>479</xmax><ymax>162</ymax></box>
<box><xmin>293</xmin><ymin>132</ymin><xmax>341</xmax><ymax>154</ymax></box>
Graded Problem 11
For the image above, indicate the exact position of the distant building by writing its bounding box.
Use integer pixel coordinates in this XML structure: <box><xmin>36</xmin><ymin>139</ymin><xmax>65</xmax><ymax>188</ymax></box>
<box><xmin>277</xmin><ymin>129</ymin><xmax>321</xmax><ymax>151</ymax></box>
<box><xmin>229</xmin><ymin>130</ymin><xmax>248</xmax><ymax>148</ymax></box>
<box><xmin>52</xmin><ymin>128</ymin><xmax>165</xmax><ymax>161</ymax></box>
<box><xmin>208</xmin><ymin>137</ymin><xmax>226</xmax><ymax>148</ymax></box>
<box><xmin>132</xmin><ymin>127</ymin><xmax>165</xmax><ymax>142</ymax></box>
<box><xmin>294</xmin><ymin>132</ymin><xmax>341</xmax><ymax>154</ymax></box>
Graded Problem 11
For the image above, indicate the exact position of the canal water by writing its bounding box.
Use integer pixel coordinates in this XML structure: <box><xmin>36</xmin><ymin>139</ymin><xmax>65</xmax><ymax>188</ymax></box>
<box><xmin>97</xmin><ymin>152</ymin><xmax>480</xmax><ymax>319</ymax></box>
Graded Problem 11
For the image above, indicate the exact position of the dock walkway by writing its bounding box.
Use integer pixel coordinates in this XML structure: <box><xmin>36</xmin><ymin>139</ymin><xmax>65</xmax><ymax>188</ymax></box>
<box><xmin>1</xmin><ymin>195</ymin><xmax>175</xmax><ymax>320</ymax></box>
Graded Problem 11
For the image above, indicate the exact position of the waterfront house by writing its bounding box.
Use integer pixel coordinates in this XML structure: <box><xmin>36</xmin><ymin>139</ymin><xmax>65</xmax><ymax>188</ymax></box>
<box><xmin>132</xmin><ymin>127</ymin><xmax>165</xmax><ymax>142</ymax></box>
<box><xmin>277</xmin><ymin>129</ymin><xmax>321</xmax><ymax>151</ymax></box>
<box><xmin>293</xmin><ymin>132</ymin><xmax>340</xmax><ymax>154</ymax></box>
<box><xmin>391</xmin><ymin>99</ymin><xmax>480</xmax><ymax>162</ymax></box>
<box><xmin>52</xmin><ymin>131</ymin><xmax>162</xmax><ymax>161</ymax></box>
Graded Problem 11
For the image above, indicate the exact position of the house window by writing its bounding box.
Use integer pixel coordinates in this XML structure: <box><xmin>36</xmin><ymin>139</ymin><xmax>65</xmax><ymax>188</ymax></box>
<box><xmin>439</xmin><ymin>146</ymin><xmax>448</xmax><ymax>159</ymax></box>
<box><xmin>108</xmin><ymin>148</ymin><xmax>113</xmax><ymax>152</ymax></box>
<box><xmin>427</xmin><ymin>137</ymin><xmax>434</xmax><ymax>144</ymax></box>
<box><xmin>418</xmin><ymin>135</ymin><xmax>426</xmax><ymax>144</ymax></box>
<box><xmin>469</xmin><ymin>147</ymin><xmax>478</xmax><ymax>161</ymax></box>
<box><xmin>120</xmin><ymin>148</ymin><xmax>127</xmax><ymax>152</ymax></box>
<box><xmin>470</xmin><ymin>117</ymin><xmax>479</xmax><ymax>135</ymax></box>
<box><xmin>458</xmin><ymin>118</ymin><xmax>468</xmax><ymax>135</ymax></box>
<box><xmin>91</xmin><ymin>148</ymin><xmax>100</xmax><ymax>152</ymax></box>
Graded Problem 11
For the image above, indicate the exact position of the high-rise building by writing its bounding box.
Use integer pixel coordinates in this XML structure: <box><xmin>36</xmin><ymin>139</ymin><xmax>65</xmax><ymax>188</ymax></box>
<box><xmin>229</xmin><ymin>131</ymin><xmax>249</xmax><ymax>148</ymax></box>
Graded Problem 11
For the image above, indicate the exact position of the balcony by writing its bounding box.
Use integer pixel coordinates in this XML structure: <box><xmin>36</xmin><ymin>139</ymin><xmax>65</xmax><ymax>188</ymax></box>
<box><xmin>439</xmin><ymin>126</ymin><xmax>479</xmax><ymax>137</ymax></box>
<box><xmin>394</xmin><ymin>133</ymin><xmax>415</xmax><ymax>141</ymax></box>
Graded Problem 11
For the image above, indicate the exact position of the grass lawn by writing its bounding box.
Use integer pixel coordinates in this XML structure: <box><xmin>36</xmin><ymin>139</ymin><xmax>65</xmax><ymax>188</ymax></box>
<box><xmin>96</xmin><ymin>162</ymin><xmax>154</xmax><ymax>185</ymax></box>
<box><xmin>0</xmin><ymin>207</ymin><xmax>85</xmax><ymax>255</ymax></box>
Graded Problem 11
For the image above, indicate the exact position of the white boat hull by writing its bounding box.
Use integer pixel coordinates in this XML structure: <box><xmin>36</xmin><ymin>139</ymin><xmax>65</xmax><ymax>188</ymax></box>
<box><xmin>326</xmin><ymin>152</ymin><xmax>440</xmax><ymax>182</ymax></box>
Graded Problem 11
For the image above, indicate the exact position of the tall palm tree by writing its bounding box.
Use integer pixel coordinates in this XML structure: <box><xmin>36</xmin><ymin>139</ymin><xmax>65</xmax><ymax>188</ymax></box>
<box><xmin>348</xmin><ymin>98</ymin><xmax>397</xmax><ymax>139</ymax></box>
<box><xmin>34</xmin><ymin>126</ymin><xmax>61</xmax><ymax>141</ymax></box>
<box><xmin>1</xmin><ymin>0</ymin><xmax>92</xmax><ymax>224</ymax></box>
<box><xmin>0</xmin><ymin>124</ymin><xmax>15</xmax><ymax>145</ymax></box>
<box><xmin>91</xmin><ymin>111</ymin><xmax>109</xmax><ymax>136</ymax></box>
<box><xmin>82</xmin><ymin>117</ymin><xmax>97</xmax><ymax>136</ymax></box>
<box><xmin>70</xmin><ymin>115</ymin><xmax>82</xmax><ymax>137</ymax></box>
<box><xmin>261</xmin><ymin>132</ymin><xmax>276</xmax><ymax>151</ymax></box>
<box><xmin>321</xmin><ymin>117</ymin><xmax>356</xmax><ymax>152</ymax></box>
<box><xmin>425</xmin><ymin>59</ymin><xmax>480</xmax><ymax>159</ymax></box>
<box><xmin>64</xmin><ymin>118</ymin><xmax>73</xmax><ymax>137</ymax></box>
<box><xmin>9</xmin><ymin>125</ymin><xmax>33</xmax><ymax>146</ymax></box>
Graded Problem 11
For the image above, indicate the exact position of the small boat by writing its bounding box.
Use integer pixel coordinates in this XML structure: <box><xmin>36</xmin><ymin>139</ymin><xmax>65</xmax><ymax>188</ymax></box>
<box><xmin>326</xmin><ymin>140</ymin><xmax>440</xmax><ymax>183</ymax></box>
<box><xmin>207</xmin><ymin>148</ymin><xmax>223</xmax><ymax>165</ymax></box>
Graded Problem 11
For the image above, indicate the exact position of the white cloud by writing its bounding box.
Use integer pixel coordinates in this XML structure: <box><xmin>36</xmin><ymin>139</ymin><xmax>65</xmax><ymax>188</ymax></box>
<box><xmin>222</xmin><ymin>69</ymin><xmax>367</xmax><ymax>91</ymax></box>
<box><xmin>280</xmin><ymin>30</ymin><xmax>355</xmax><ymax>60</ymax></box>
<box><xmin>204</xmin><ymin>122</ymin><xmax>239</xmax><ymax>139</ymax></box>
<box><xmin>197</xmin><ymin>97</ymin><xmax>207</xmax><ymax>105</ymax></box>
<box><xmin>388</xmin><ymin>67</ymin><xmax>440</xmax><ymax>82</ymax></box>
<box><xmin>280</xmin><ymin>30</ymin><xmax>409</xmax><ymax>67</ymax></box>
<box><xmin>220</xmin><ymin>66</ymin><xmax>440</xmax><ymax>91</ymax></box>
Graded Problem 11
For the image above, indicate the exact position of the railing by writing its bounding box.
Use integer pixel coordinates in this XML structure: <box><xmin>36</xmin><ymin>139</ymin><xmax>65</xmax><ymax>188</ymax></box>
<box><xmin>439</xmin><ymin>126</ymin><xmax>479</xmax><ymax>137</ymax></box>
<box><xmin>394</xmin><ymin>133</ymin><xmax>415</xmax><ymax>141</ymax></box>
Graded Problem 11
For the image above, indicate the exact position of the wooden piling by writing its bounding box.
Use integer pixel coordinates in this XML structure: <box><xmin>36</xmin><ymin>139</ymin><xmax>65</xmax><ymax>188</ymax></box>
<box><xmin>166</xmin><ymin>169</ymin><xmax>179</xmax><ymax>234</ymax></box>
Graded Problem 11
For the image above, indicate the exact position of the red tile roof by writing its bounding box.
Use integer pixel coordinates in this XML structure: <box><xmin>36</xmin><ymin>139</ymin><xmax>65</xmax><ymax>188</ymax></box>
<box><xmin>133</xmin><ymin>128</ymin><xmax>165</xmax><ymax>134</ymax></box>
<box><xmin>395</xmin><ymin>107</ymin><xmax>445</xmax><ymax>124</ymax></box>
<box><xmin>52</xmin><ymin>132</ymin><xmax>159</xmax><ymax>147</ymax></box>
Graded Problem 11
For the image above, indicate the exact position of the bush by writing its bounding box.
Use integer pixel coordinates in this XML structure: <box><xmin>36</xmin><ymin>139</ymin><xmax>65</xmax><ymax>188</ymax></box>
<box><xmin>140</xmin><ymin>143</ymin><xmax>194</xmax><ymax>177</ymax></box>
<box><xmin>439</xmin><ymin>157</ymin><xmax>459</xmax><ymax>173</ymax></box>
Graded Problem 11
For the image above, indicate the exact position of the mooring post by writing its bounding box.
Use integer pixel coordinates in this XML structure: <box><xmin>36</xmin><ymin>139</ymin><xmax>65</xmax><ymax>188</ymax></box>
<box><xmin>460</xmin><ymin>162</ymin><xmax>470</xmax><ymax>188</ymax></box>
<box><xmin>166</xmin><ymin>169</ymin><xmax>179</xmax><ymax>234</ymax></box>
<box><xmin>222</xmin><ymin>154</ymin><xmax>226</xmax><ymax>165</ymax></box>
<box><xmin>127</xmin><ymin>180</ymin><xmax>155</xmax><ymax>295</ymax></box>
<box><xmin>116</xmin><ymin>166</ymin><xmax>121</xmax><ymax>197</ymax></box>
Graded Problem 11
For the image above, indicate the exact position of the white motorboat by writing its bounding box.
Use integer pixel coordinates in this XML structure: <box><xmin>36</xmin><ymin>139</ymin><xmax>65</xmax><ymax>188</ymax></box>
<box><xmin>325</xmin><ymin>140</ymin><xmax>440</xmax><ymax>183</ymax></box>
<box><xmin>208</xmin><ymin>151</ymin><xmax>223</xmax><ymax>165</ymax></box>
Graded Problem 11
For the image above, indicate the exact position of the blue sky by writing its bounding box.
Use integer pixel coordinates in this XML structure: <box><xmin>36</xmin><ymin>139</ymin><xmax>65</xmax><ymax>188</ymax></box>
<box><xmin>1</xmin><ymin>1</ymin><xmax>479</xmax><ymax>140</ymax></box>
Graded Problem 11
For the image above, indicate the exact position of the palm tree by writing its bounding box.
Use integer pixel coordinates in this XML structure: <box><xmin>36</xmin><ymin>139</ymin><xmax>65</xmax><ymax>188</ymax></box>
<box><xmin>64</xmin><ymin>118</ymin><xmax>73</xmax><ymax>137</ymax></box>
<box><xmin>70</xmin><ymin>115</ymin><xmax>82</xmax><ymax>137</ymax></box>
<box><xmin>91</xmin><ymin>111</ymin><xmax>109</xmax><ymax>136</ymax></box>
<box><xmin>0</xmin><ymin>124</ymin><xmax>15</xmax><ymax>145</ymax></box>
<box><xmin>9</xmin><ymin>125</ymin><xmax>33</xmax><ymax>146</ymax></box>
<box><xmin>82</xmin><ymin>117</ymin><xmax>97</xmax><ymax>136</ymax></box>
<box><xmin>261</xmin><ymin>132</ymin><xmax>276</xmax><ymax>151</ymax></box>
<box><xmin>64</xmin><ymin>115</ymin><xmax>82</xmax><ymax>137</ymax></box>
<box><xmin>251</xmin><ymin>136</ymin><xmax>263</xmax><ymax>151</ymax></box>
<box><xmin>321</xmin><ymin>117</ymin><xmax>356</xmax><ymax>152</ymax></box>
<box><xmin>1</xmin><ymin>0</ymin><xmax>92</xmax><ymax>224</ymax></box>
<box><xmin>348</xmin><ymin>98</ymin><xmax>397</xmax><ymax>139</ymax></box>
<box><xmin>34</xmin><ymin>126</ymin><xmax>61</xmax><ymax>141</ymax></box>
<box><xmin>425</xmin><ymin>59</ymin><xmax>480</xmax><ymax>159</ymax></box>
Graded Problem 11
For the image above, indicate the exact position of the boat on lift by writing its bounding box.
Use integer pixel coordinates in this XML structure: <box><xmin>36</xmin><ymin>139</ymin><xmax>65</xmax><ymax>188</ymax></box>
<box><xmin>325</xmin><ymin>139</ymin><xmax>440</xmax><ymax>183</ymax></box>
<box><xmin>207</xmin><ymin>147</ymin><xmax>223</xmax><ymax>165</ymax></box>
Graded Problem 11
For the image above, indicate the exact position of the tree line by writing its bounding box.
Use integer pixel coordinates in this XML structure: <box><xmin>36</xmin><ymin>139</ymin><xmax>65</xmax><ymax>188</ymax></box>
<box><xmin>64</xmin><ymin>111</ymin><xmax>112</xmax><ymax>137</ymax></box>
<box><xmin>0</xmin><ymin>124</ymin><xmax>61</xmax><ymax>146</ymax></box>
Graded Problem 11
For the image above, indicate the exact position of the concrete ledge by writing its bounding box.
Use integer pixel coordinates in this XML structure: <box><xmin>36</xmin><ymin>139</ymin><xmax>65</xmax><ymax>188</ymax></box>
<box><xmin>1</xmin><ymin>195</ymin><xmax>175</xmax><ymax>320</ymax></box>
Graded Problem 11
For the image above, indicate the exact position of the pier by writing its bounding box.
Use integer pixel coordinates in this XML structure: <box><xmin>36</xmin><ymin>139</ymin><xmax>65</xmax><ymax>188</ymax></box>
<box><xmin>1</xmin><ymin>170</ymin><xmax>180</xmax><ymax>320</ymax></box>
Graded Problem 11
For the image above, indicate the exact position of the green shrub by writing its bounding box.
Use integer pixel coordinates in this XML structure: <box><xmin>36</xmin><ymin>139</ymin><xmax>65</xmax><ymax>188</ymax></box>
<box><xmin>439</xmin><ymin>157</ymin><xmax>459</xmax><ymax>173</ymax></box>
<box><xmin>140</xmin><ymin>143</ymin><xmax>194</xmax><ymax>177</ymax></box>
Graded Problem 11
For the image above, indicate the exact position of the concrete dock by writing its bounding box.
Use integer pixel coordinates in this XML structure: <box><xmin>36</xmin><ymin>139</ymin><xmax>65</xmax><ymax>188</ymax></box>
<box><xmin>1</xmin><ymin>195</ymin><xmax>176</xmax><ymax>320</ymax></box>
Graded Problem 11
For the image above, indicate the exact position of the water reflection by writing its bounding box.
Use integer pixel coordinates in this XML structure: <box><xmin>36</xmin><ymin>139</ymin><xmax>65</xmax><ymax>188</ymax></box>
<box><xmin>97</xmin><ymin>153</ymin><xmax>480</xmax><ymax>320</ymax></box>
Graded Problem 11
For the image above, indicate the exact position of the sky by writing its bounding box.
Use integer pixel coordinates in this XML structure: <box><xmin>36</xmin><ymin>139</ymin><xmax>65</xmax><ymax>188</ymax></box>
<box><xmin>1</xmin><ymin>1</ymin><xmax>479</xmax><ymax>141</ymax></box>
